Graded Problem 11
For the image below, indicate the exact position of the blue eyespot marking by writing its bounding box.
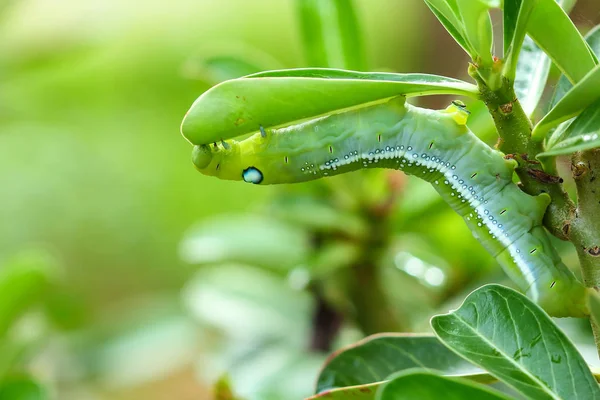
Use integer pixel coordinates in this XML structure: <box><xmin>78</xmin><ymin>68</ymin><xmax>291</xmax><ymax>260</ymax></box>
<box><xmin>242</xmin><ymin>167</ymin><xmax>263</xmax><ymax>184</ymax></box>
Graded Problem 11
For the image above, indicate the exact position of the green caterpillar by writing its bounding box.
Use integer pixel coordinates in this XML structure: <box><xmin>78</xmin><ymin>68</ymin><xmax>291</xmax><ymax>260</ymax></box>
<box><xmin>183</xmin><ymin>96</ymin><xmax>587</xmax><ymax>317</ymax></box>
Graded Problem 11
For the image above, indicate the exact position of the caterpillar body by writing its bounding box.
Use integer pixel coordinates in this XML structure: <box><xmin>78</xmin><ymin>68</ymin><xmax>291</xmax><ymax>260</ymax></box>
<box><xmin>185</xmin><ymin>96</ymin><xmax>587</xmax><ymax>317</ymax></box>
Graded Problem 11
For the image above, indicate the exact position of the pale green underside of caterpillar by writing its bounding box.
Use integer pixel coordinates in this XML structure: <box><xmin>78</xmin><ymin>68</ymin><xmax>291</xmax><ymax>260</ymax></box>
<box><xmin>183</xmin><ymin>96</ymin><xmax>587</xmax><ymax>317</ymax></box>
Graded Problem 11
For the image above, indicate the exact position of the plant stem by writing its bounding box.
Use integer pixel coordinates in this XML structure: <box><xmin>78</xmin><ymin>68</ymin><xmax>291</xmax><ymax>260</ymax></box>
<box><xmin>570</xmin><ymin>150</ymin><xmax>600</xmax><ymax>356</ymax></box>
<box><xmin>570</xmin><ymin>150</ymin><xmax>600</xmax><ymax>289</ymax></box>
<box><xmin>473</xmin><ymin>65</ymin><xmax>600</xmax><ymax>354</ymax></box>
<box><xmin>472</xmin><ymin>67</ymin><xmax>575</xmax><ymax>240</ymax></box>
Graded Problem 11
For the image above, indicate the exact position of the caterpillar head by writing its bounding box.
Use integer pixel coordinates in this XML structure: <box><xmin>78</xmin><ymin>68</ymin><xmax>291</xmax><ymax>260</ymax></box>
<box><xmin>190</xmin><ymin>126</ymin><xmax>315</xmax><ymax>185</ymax></box>
<box><xmin>191</xmin><ymin>138</ymin><xmax>269</xmax><ymax>184</ymax></box>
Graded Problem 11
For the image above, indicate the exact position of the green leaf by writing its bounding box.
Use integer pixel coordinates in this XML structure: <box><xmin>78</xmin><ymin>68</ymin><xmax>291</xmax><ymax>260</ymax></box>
<box><xmin>538</xmin><ymin>99</ymin><xmax>600</xmax><ymax>158</ymax></box>
<box><xmin>296</xmin><ymin>0</ymin><xmax>366</xmax><ymax>70</ymax></box>
<box><xmin>533</xmin><ymin>64</ymin><xmax>600</xmax><ymax>141</ymax></box>
<box><xmin>551</xmin><ymin>24</ymin><xmax>600</xmax><ymax>109</ymax></box>
<box><xmin>424</xmin><ymin>0</ymin><xmax>475</xmax><ymax>58</ymax></box>
<box><xmin>181</xmin><ymin>68</ymin><xmax>479</xmax><ymax>145</ymax></box>
<box><xmin>307</xmin><ymin>383</ymin><xmax>380</xmax><ymax>399</ymax></box>
<box><xmin>503</xmin><ymin>0</ymin><xmax>523</xmax><ymax>57</ymax></box>
<box><xmin>179</xmin><ymin>214</ymin><xmax>310</xmax><ymax>272</ymax></box>
<box><xmin>0</xmin><ymin>251</ymin><xmax>56</xmax><ymax>338</ymax></box>
<box><xmin>455</xmin><ymin>0</ymin><xmax>494</xmax><ymax>66</ymax></box>
<box><xmin>527</xmin><ymin>0</ymin><xmax>597</xmax><ymax>85</ymax></box>
<box><xmin>431</xmin><ymin>284</ymin><xmax>600</xmax><ymax>400</ymax></box>
<box><xmin>376</xmin><ymin>370</ymin><xmax>513</xmax><ymax>400</ymax></box>
<box><xmin>514</xmin><ymin>37</ymin><xmax>552</xmax><ymax>116</ymax></box>
<box><xmin>514</xmin><ymin>0</ymin><xmax>577</xmax><ymax>116</ymax></box>
<box><xmin>503</xmin><ymin>0</ymin><xmax>536</xmax><ymax>81</ymax></box>
<box><xmin>316</xmin><ymin>334</ymin><xmax>485</xmax><ymax>395</ymax></box>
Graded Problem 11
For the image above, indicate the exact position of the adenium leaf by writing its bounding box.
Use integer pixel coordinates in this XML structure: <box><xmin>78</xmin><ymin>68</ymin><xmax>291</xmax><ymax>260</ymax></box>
<box><xmin>307</xmin><ymin>383</ymin><xmax>379</xmax><ymax>400</ymax></box>
<box><xmin>551</xmin><ymin>24</ymin><xmax>600</xmax><ymax>108</ymax></box>
<box><xmin>376</xmin><ymin>370</ymin><xmax>513</xmax><ymax>400</ymax></box>
<box><xmin>424</xmin><ymin>0</ymin><xmax>475</xmax><ymax>58</ymax></box>
<box><xmin>514</xmin><ymin>36</ymin><xmax>552</xmax><ymax>116</ymax></box>
<box><xmin>533</xmin><ymin>64</ymin><xmax>600</xmax><ymax>141</ymax></box>
<box><xmin>315</xmin><ymin>333</ymin><xmax>486</xmax><ymax>398</ymax></box>
<box><xmin>527</xmin><ymin>0</ymin><xmax>597</xmax><ymax>85</ymax></box>
<box><xmin>538</xmin><ymin>99</ymin><xmax>600</xmax><ymax>158</ymax></box>
<box><xmin>513</xmin><ymin>0</ymin><xmax>577</xmax><ymax>116</ymax></box>
<box><xmin>503</xmin><ymin>0</ymin><xmax>523</xmax><ymax>58</ymax></box>
<box><xmin>181</xmin><ymin>68</ymin><xmax>479</xmax><ymax>145</ymax></box>
<box><xmin>431</xmin><ymin>284</ymin><xmax>600</xmax><ymax>400</ymax></box>
<box><xmin>502</xmin><ymin>0</ymin><xmax>536</xmax><ymax>81</ymax></box>
<box><xmin>455</xmin><ymin>0</ymin><xmax>495</xmax><ymax>66</ymax></box>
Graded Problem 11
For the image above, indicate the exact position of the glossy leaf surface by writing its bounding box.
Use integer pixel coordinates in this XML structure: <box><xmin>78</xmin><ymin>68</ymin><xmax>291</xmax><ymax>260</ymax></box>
<box><xmin>527</xmin><ymin>0</ymin><xmax>597</xmax><ymax>85</ymax></box>
<box><xmin>376</xmin><ymin>370</ymin><xmax>512</xmax><ymax>400</ymax></box>
<box><xmin>551</xmin><ymin>25</ymin><xmax>600</xmax><ymax>108</ymax></box>
<box><xmin>315</xmin><ymin>334</ymin><xmax>485</xmax><ymax>398</ymax></box>
<box><xmin>432</xmin><ymin>284</ymin><xmax>600</xmax><ymax>400</ymax></box>
<box><xmin>181</xmin><ymin>68</ymin><xmax>479</xmax><ymax>145</ymax></box>
<box><xmin>533</xmin><ymin>64</ymin><xmax>600</xmax><ymax>141</ymax></box>
<box><xmin>424</xmin><ymin>0</ymin><xmax>474</xmax><ymax>57</ymax></box>
<box><xmin>538</xmin><ymin>99</ymin><xmax>600</xmax><ymax>158</ymax></box>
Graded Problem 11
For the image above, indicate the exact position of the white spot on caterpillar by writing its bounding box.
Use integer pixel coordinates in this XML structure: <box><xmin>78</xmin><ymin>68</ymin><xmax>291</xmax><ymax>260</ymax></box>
<box><xmin>242</xmin><ymin>167</ymin><xmax>263</xmax><ymax>184</ymax></box>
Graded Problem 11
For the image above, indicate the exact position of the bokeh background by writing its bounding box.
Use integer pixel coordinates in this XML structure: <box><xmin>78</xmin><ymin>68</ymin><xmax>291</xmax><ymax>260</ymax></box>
<box><xmin>1</xmin><ymin>0</ymin><xmax>599</xmax><ymax>399</ymax></box>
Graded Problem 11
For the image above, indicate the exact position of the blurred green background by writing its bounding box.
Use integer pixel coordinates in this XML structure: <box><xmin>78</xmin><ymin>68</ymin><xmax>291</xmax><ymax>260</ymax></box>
<box><xmin>1</xmin><ymin>1</ymin><xmax>599</xmax><ymax>399</ymax></box>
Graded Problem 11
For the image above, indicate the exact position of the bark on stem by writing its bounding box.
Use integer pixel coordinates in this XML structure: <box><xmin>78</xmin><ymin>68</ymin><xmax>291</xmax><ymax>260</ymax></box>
<box><xmin>473</xmin><ymin>64</ymin><xmax>600</xmax><ymax>354</ymax></box>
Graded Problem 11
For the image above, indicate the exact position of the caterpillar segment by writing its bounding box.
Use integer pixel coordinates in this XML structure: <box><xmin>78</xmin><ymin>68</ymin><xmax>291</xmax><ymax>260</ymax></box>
<box><xmin>185</xmin><ymin>96</ymin><xmax>588</xmax><ymax>317</ymax></box>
